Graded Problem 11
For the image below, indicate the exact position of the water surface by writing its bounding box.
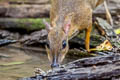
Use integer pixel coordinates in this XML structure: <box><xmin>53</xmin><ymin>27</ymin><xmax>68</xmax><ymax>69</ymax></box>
<box><xmin>0</xmin><ymin>44</ymin><xmax>77</xmax><ymax>80</ymax></box>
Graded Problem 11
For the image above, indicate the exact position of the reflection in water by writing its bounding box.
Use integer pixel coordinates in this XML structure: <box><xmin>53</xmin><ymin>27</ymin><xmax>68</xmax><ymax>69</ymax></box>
<box><xmin>0</xmin><ymin>45</ymin><xmax>77</xmax><ymax>80</ymax></box>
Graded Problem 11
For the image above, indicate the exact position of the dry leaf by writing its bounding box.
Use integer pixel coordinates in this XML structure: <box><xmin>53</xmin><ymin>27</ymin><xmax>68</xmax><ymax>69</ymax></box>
<box><xmin>96</xmin><ymin>40</ymin><xmax>113</xmax><ymax>51</ymax></box>
<box><xmin>115</xmin><ymin>28</ymin><xmax>120</xmax><ymax>34</ymax></box>
<box><xmin>90</xmin><ymin>40</ymin><xmax>113</xmax><ymax>51</ymax></box>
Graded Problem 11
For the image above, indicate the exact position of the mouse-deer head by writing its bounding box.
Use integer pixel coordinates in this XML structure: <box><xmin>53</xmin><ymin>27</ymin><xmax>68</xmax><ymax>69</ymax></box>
<box><xmin>43</xmin><ymin>18</ymin><xmax>71</xmax><ymax>68</ymax></box>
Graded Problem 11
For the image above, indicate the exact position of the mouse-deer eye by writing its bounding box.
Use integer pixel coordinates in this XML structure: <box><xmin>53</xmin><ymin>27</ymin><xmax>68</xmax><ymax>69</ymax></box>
<box><xmin>62</xmin><ymin>40</ymin><xmax>67</xmax><ymax>49</ymax></box>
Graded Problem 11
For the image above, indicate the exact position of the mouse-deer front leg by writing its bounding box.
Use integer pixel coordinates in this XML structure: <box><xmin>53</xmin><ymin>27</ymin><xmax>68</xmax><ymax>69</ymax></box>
<box><xmin>85</xmin><ymin>25</ymin><xmax>92</xmax><ymax>52</ymax></box>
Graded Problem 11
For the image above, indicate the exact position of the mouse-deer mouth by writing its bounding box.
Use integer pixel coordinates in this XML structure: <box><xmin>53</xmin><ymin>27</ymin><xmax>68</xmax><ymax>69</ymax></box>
<box><xmin>51</xmin><ymin>55</ymin><xmax>60</xmax><ymax>68</ymax></box>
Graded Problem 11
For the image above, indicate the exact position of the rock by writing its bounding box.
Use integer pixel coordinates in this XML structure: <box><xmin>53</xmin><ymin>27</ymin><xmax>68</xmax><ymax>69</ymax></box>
<box><xmin>20</xmin><ymin>30</ymin><xmax>47</xmax><ymax>46</ymax></box>
<box><xmin>0</xmin><ymin>30</ymin><xmax>20</xmax><ymax>40</ymax></box>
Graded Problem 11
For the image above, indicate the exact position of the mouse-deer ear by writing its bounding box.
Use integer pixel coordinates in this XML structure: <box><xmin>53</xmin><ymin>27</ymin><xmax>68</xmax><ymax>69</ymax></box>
<box><xmin>63</xmin><ymin>13</ymin><xmax>73</xmax><ymax>34</ymax></box>
<box><xmin>43</xmin><ymin>19</ymin><xmax>52</xmax><ymax>32</ymax></box>
<box><xmin>63</xmin><ymin>19</ymin><xmax>71</xmax><ymax>34</ymax></box>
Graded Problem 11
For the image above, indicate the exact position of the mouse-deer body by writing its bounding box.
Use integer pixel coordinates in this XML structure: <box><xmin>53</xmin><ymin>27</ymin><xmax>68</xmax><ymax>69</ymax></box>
<box><xmin>43</xmin><ymin>0</ymin><xmax>110</xmax><ymax>68</ymax></box>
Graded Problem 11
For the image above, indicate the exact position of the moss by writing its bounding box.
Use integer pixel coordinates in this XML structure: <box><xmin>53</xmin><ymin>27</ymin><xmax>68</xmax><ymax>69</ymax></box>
<box><xmin>16</xmin><ymin>18</ymin><xmax>50</xmax><ymax>31</ymax></box>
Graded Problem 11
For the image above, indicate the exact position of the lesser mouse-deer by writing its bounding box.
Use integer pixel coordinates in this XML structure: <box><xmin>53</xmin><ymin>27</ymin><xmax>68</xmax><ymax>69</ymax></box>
<box><xmin>43</xmin><ymin>0</ymin><xmax>111</xmax><ymax>68</ymax></box>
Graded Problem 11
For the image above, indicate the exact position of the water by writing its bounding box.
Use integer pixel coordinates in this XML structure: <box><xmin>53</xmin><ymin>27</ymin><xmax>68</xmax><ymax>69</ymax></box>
<box><xmin>0</xmin><ymin>44</ymin><xmax>76</xmax><ymax>80</ymax></box>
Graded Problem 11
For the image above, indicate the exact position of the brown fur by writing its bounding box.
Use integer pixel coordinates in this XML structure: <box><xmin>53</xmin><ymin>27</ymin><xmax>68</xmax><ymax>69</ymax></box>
<box><xmin>46</xmin><ymin>0</ymin><xmax>105</xmax><ymax>67</ymax></box>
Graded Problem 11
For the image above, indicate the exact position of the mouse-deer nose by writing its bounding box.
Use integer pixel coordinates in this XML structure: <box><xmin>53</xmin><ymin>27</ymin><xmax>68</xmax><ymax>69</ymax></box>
<box><xmin>51</xmin><ymin>56</ymin><xmax>59</xmax><ymax>68</ymax></box>
<box><xmin>51</xmin><ymin>63</ymin><xmax>59</xmax><ymax>68</ymax></box>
